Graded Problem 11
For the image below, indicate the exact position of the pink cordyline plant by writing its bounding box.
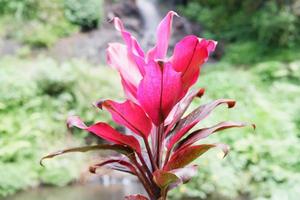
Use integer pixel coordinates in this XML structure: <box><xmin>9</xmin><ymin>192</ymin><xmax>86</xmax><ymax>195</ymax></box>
<box><xmin>41</xmin><ymin>11</ymin><xmax>254</xmax><ymax>200</ymax></box>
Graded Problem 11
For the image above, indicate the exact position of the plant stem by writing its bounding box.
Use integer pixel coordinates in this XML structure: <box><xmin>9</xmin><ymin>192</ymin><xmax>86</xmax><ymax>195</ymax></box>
<box><xmin>137</xmin><ymin>152</ymin><xmax>155</xmax><ymax>184</ymax></box>
<box><xmin>162</xmin><ymin>190</ymin><xmax>168</xmax><ymax>200</ymax></box>
<box><xmin>144</xmin><ymin>137</ymin><xmax>158</xmax><ymax>171</ymax></box>
<box><xmin>131</xmin><ymin>157</ymin><xmax>156</xmax><ymax>199</ymax></box>
<box><xmin>163</xmin><ymin>148</ymin><xmax>171</xmax><ymax>168</ymax></box>
<box><xmin>157</xmin><ymin>124</ymin><xmax>164</xmax><ymax>168</ymax></box>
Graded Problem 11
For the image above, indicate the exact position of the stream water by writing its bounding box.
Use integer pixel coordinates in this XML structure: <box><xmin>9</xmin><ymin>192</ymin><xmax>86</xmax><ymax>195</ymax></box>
<box><xmin>2</xmin><ymin>184</ymin><xmax>144</xmax><ymax>200</ymax></box>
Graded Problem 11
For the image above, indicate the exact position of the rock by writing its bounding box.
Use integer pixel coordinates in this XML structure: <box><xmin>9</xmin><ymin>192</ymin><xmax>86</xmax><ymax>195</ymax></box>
<box><xmin>0</xmin><ymin>38</ymin><xmax>22</xmax><ymax>56</ymax></box>
<box><xmin>108</xmin><ymin>0</ymin><xmax>140</xmax><ymax>18</ymax></box>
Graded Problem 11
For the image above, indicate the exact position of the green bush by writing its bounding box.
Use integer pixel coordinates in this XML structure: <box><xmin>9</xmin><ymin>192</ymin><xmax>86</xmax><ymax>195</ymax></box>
<box><xmin>179</xmin><ymin>1</ymin><xmax>253</xmax><ymax>41</ymax></box>
<box><xmin>252</xmin><ymin>2</ymin><xmax>298</xmax><ymax>48</ymax></box>
<box><xmin>64</xmin><ymin>0</ymin><xmax>103</xmax><ymax>30</ymax></box>
<box><xmin>0</xmin><ymin>57</ymin><xmax>122</xmax><ymax>197</ymax></box>
<box><xmin>222</xmin><ymin>41</ymin><xmax>265</xmax><ymax>65</ymax></box>
<box><xmin>179</xmin><ymin>0</ymin><xmax>300</xmax><ymax>63</ymax></box>
<box><xmin>251</xmin><ymin>60</ymin><xmax>300</xmax><ymax>84</ymax></box>
<box><xmin>19</xmin><ymin>20</ymin><xmax>77</xmax><ymax>48</ymax></box>
<box><xmin>180</xmin><ymin>0</ymin><xmax>299</xmax><ymax>46</ymax></box>
<box><xmin>0</xmin><ymin>0</ymin><xmax>40</xmax><ymax>20</ymax></box>
<box><xmin>0</xmin><ymin>0</ymin><xmax>78</xmax><ymax>48</ymax></box>
<box><xmin>222</xmin><ymin>42</ymin><xmax>300</xmax><ymax>65</ymax></box>
<box><xmin>170</xmin><ymin>61</ymin><xmax>300</xmax><ymax>200</ymax></box>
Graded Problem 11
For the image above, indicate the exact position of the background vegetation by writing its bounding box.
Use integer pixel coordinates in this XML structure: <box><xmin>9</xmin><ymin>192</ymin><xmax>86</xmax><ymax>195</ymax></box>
<box><xmin>178</xmin><ymin>0</ymin><xmax>300</xmax><ymax>64</ymax></box>
<box><xmin>0</xmin><ymin>0</ymin><xmax>300</xmax><ymax>200</ymax></box>
<box><xmin>0</xmin><ymin>57</ymin><xmax>121</xmax><ymax>196</ymax></box>
<box><xmin>170</xmin><ymin>61</ymin><xmax>300</xmax><ymax>200</ymax></box>
<box><xmin>0</xmin><ymin>0</ymin><xmax>103</xmax><ymax>47</ymax></box>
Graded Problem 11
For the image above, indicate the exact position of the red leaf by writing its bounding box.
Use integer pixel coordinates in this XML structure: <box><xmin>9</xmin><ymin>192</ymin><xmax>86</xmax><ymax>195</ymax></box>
<box><xmin>166</xmin><ymin>99</ymin><xmax>236</xmax><ymax>150</ymax></box>
<box><xmin>175</xmin><ymin>121</ymin><xmax>252</xmax><ymax>151</ymax></box>
<box><xmin>137</xmin><ymin>61</ymin><xmax>182</xmax><ymax>125</ymax></box>
<box><xmin>147</xmin><ymin>11</ymin><xmax>178</xmax><ymax>61</ymax></box>
<box><xmin>89</xmin><ymin>158</ymin><xmax>138</xmax><ymax>175</ymax></box>
<box><xmin>98</xmin><ymin>100</ymin><xmax>152</xmax><ymax>138</ymax></box>
<box><xmin>164</xmin><ymin>144</ymin><xmax>229</xmax><ymax>171</ymax></box>
<box><xmin>67</xmin><ymin>116</ymin><xmax>141</xmax><ymax>153</ymax></box>
<box><xmin>124</xmin><ymin>194</ymin><xmax>149</xmax><ymax>200</ymax></box>
<box><xmin>40</xmin><ymin>144</ymin><xmax>133</xmax><ymax>166</ymax></box>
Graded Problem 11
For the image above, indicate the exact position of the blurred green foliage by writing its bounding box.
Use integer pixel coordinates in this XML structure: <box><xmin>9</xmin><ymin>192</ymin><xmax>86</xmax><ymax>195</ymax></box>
<box><xmin>179</xmin><ymin>0</ymin><xmax>300</xmax><ymax>64</ymax></box>
<box><xmin>0</xmin><ymin>0</ymin><xmax>77</xmax><ymax>48</ymax></box>
<box><xmin>0</xmin><ymin>57</ymin><xmax>122</xmax><ymax>197</ymax></box>
<box><xmin>170</xmin><ymin>61</ymin><xmax>300</xmax><ymax>200</ymax></box>
<box><xmin>222</xmin><ymin>41</ymin><xmax>300</xmax><ymax>65</ymax></box>
<box><xmin>0</xmin><ymin>0</ymin><xmax>104</xmax><ymax>48</ymax></box>
<box><xmin>0</xmin><ymin>0</ymin><xmax>41</xmax><ymax>20</ymax></box>
<box><xmin>1</xmin><ymin>58</ymin><xmax>300</xmax><ymax>199</ymax></box>
<box><xmin>252</xmin><ymin>2</ymin><xmax>298</xmax><ymax>48</ymax></box>
<box><xmin>64</xmin><ymin>0</ymin><xmax>103</xmax><ymax>30</ymax></box>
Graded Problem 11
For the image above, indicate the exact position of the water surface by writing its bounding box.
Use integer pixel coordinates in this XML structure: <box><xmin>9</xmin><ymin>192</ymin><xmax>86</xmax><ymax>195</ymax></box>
<box><xmin>3</xmin><ymin>184</ymin><xmax>144</xmax><ymax>200</ymax></box>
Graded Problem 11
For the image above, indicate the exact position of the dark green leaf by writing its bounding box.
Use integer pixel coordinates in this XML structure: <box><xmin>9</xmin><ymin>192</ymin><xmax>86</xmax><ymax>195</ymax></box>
<box><xmin>153</xmin><ymin>169</ymin><xmax>179</xmax><ymax>189</ymax></box>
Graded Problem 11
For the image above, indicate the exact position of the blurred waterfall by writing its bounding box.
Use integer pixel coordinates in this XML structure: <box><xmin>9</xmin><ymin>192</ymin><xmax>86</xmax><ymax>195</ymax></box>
<box><xmin>136</xmin><ymin>0</ymin><xmax>161</xmax><ymax>49</ymax></box>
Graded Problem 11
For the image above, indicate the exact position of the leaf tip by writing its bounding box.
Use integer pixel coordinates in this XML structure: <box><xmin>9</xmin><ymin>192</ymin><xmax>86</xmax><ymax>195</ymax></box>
<box><xmin>197</xmin><ymin>88</ymin><xmax>205</xmax><ymax>98</ymax></box>
<box><xmin>93</xmin><ymin>99</ymin><xmax>105</xmax><ymax>110</ymax></box>
<box><xmin>39</xmin><ymin>158</ymin><xmax>45</xmax><ymax>167</ymax></box>
<box><xmin>227</xmin><ymin>100</ymin><xmax>236</xmax><ymax>108</ymax></box>
<box><xmin>215</xmin><ymin>143</ymin><xmax>230</xmax><ymax>158</ymax></box>
<box><xmin>169</xmin><ymin>10</ymin><xmax>179</xmax><ymax>18</ymax></box>
<box><xmin>89</xmin><ymin>165</ymin><xmax>97</xmax><ymax>174</ymax></box>
<box><xmin>66</xmin><ymin>116</ymin><xmax>87</xmax><ymax>129</ymax></box>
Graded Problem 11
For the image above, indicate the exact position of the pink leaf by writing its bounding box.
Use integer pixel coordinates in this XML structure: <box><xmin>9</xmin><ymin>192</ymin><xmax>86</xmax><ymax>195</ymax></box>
<box><xmin>113</xmin><ymin>17</ymin><xmax>146</xmax><ymax>75</ymax></box>
<box><xmin>97</xmin><ymin>100</ymin><xmax>152</xmax><ymax>138</ymax></box>
<box><xmin>137</xmin><ymin>61</ymin><xmax>183</xmax><ymax>125</ymax></box>
<box><xmin>171</xmin><ymin>35</ymin><xmax>217</xmax><ymax>92</ymax></box>
<box><xmin>147</xmin><ymin>11</ymin><xmax>178</xmax><ymax>61</ymax></box>
<box><xmin>67</xmin><ymin>116</ymin><xmax>141</xmax><ymax>153</ymax></box>
<box><xmin>106</xmin><ymin>43</ymin><xmax>142</xmax><ymax>101</ymax></box>
<box><xmin>166</xmin><ymin>99</ymin><xmax>236</xmax><ymax>150</ymax></box>
<box><xmin>164</xmin><ymin>144</ymin><xmax>229</xmax><ymax>171</ymax></box>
